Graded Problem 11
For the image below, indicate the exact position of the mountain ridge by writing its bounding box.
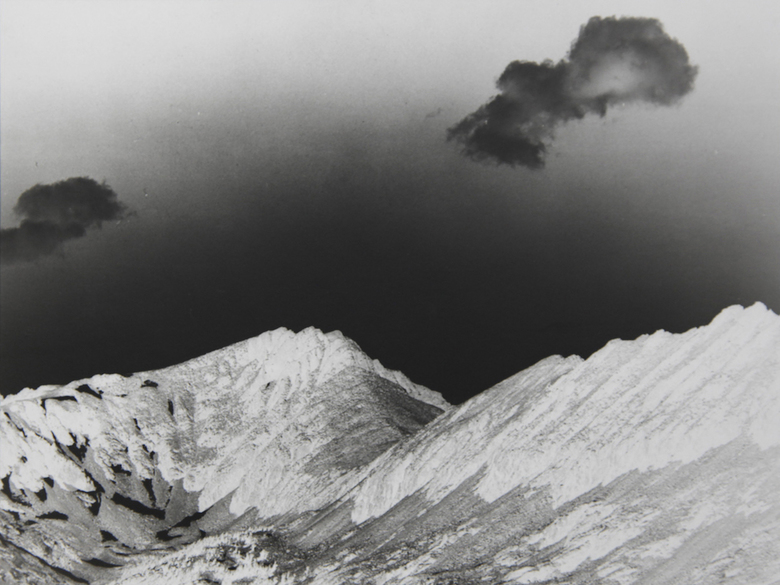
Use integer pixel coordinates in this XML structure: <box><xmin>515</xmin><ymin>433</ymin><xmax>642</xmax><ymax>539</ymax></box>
<box><xmin>2</xmin><ymin>303</ymin><xmax>779</xmax><ymax>584</ymax></box>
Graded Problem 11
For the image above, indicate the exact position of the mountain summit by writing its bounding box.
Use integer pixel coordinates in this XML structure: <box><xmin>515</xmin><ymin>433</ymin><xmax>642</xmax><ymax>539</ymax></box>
<box><xmin>0</xmin><ymin>327</ymin><xmax>447</xmax><ymax>583</ymax></box>
<box><xmin>2</xmin><ymin>305</ymin><xmax>779</xmax><ymax>584</ymax></box>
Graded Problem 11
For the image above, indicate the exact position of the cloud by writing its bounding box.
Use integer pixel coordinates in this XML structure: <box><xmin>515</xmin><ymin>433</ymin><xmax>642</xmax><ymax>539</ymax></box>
<box><xmin>448</xmin><ymin>16</ymin><xmax>698</xmax><ymax>168</ymax></box>
<box><xmin>1</xmin><ymin>177</ymin><xmax>128</xmax><ymax>265</ymax></box>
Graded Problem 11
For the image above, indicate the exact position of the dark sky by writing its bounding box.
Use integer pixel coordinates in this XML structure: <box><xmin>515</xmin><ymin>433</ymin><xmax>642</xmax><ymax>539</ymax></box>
<box><xmin>2</xmin><ymin>1</ymin><xmax>779</xmax><ymax>403</ymax></box>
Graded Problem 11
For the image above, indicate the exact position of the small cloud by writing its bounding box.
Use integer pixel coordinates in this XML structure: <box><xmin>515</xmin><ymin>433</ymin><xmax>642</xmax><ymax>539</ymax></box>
<box><xmin>1</xmin><ymin>177</ymin><xmax>128</xmax><ymax>265</ymax></box>
<box><xmin>425</xmin><ymin>107</ymin><xmax>444</xmax><ymax>120</ymax></box>
<box><xmin>448</xmin><ymin>16</ymin><xmax>698</xmax><ymax>168</ymax></box>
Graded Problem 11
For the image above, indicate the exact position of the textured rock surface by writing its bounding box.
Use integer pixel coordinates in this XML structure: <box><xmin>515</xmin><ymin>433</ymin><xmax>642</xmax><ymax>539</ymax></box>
<box><xmin>0</xmin><ymin>327</ymin><xmax>446</xmax><ymax>583</ymax></box>
<box><xmin>2</xmin><ymin>304</ymin><xmax>779</xmax><ymax>585</ymax></box>
<box><xmin>295</xmin><ymin>302</ymin><xmax>780</xmax><ymax>584</ymax></box>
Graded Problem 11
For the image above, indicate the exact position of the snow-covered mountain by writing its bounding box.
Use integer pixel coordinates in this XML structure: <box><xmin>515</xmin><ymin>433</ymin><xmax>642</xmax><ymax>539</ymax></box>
<box><xmin>2</xmin><ymin>304</ymin><xmax>779</xmax><ymax>584</ymax></box>
<box><xmin>0</xmin><ymin>328</ymin><xmax>447</xmax><ymax>583</ymax></box>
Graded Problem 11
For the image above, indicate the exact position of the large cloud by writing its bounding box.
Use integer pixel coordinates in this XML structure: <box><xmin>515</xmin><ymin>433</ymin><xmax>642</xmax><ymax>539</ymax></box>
<box><xmin>1</xmin><ymin>177</ymin><xmax>128</xmax><ymax>264</ymax></box>
<box><xmin>448</xmin><ymin>16</ymin><xmax>698</xmax><ymax>168</ymax></box>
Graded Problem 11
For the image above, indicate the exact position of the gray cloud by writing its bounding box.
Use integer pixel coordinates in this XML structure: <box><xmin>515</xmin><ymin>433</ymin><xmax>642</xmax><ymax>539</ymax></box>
<box><xmin>448</xmin><ymin>16</ymin><xmax>698</xmax><ymax>168</ymax></box>
<box><xmin>1</xmin><ymin>177</ymin><xmax>128</xmax><ymax>265</ymax></box>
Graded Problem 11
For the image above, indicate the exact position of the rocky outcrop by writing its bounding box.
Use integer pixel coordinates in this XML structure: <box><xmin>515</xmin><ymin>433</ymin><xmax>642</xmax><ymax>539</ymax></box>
<box><xmin>2</xmin><ymin>304</ymin><xmax>779</xmax><ymax>585</ymax></box>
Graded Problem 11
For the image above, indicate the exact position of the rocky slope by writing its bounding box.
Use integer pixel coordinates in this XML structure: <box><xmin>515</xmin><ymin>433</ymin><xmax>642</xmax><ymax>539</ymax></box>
<box><xmin>2</xmin><ymin>304</ymin><xmax>779</xmax><ymax>584</ymax></box>
<box><xmin>0</xmin><ymin>328</ymin><xmax>447</xmax><ymax>583</ymax></box>
<box><xmin>293</xmin><ymin>302</ymin><xmax>780</xmax><ymax>584</ymax></box>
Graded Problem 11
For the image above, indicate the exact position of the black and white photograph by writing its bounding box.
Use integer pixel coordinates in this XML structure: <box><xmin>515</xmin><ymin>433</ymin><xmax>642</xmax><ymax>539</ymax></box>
<box><xmin>1</xmin><ymin>1</ymin><xmax>779</xmax><ymax>583</ymax></box>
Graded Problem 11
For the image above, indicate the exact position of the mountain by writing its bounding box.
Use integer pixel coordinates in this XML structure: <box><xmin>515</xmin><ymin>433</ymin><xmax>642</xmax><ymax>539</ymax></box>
<box><xmin>0</xmin><ymin>328</ymin><xmax>447</xmax><ymax>583</ymax></box>
<box><xmin>2</xmin><ymin>304</ymin><xmax>779</xmax><ymax>584</ymax></box>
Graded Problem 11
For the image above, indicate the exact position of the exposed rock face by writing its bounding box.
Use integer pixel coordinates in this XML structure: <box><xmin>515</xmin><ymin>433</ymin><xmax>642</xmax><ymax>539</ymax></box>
<box><xmin>301</xmin><ymin>302</ymin><xmax>780</xmax><ymax>584</ymax></box>
<box><xmin>0</xmin><ymin>328</ymin><xmax>447</xmax><ymax>583</ymax></box>
<box><xmin>2</xmin><ymin>304</ymin><xmax>779</xmax><ymax>584</ymax></box>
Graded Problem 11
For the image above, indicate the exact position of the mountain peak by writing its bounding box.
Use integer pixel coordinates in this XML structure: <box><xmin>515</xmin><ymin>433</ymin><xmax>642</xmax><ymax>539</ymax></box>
<box><xmin>0</xmin><ymin>327</ymin><xmax>446</xmax><ymax>583</ymax></box>
<box><xmin>169</xmin><ymin>325</ymin><xmax>449</xmax><ymax>410</ymax></box>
